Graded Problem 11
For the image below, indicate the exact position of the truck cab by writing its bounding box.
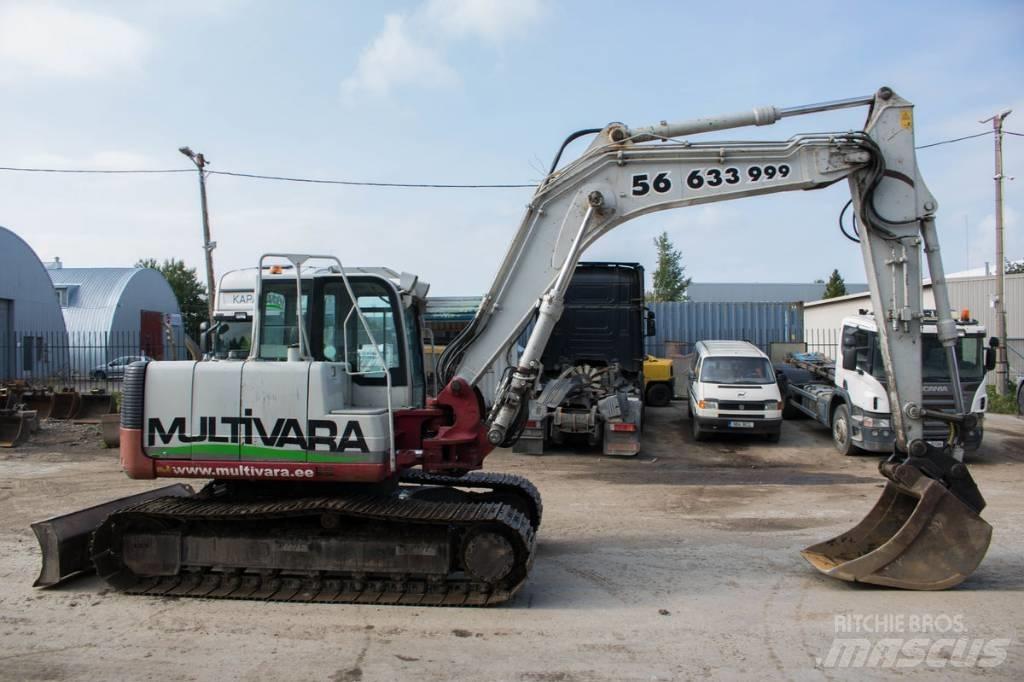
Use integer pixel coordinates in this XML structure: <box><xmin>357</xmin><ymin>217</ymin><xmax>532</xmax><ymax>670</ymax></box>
<box><xmin>779</xmin><ymin>313</ymin><xmax>991</xmax><ymax>455</ymax></box>
<box><xmin>687</xmin><ymin>341</ymin><xmax>783</xmax><ymax>442</ymax></box>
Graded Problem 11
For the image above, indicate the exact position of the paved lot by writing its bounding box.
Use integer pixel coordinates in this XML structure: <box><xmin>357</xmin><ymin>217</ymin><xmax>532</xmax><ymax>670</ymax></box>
<box><xmin>1</xmin><ymin>406</ymin><xmax>1021</xmax><ymax>681</ymax></box>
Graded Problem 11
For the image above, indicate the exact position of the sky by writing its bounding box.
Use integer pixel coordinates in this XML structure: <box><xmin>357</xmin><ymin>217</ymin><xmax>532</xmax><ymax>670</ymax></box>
<box><xmin>1</xmin><ymin>0</ymin><xmax>1021</xmax><ymax>295</ymax></box>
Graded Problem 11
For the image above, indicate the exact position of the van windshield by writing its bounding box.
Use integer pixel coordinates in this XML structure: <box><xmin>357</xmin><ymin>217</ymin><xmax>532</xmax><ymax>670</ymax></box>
<box><xmin>700</xmin><ymin>357</ymin><xmax>775</xmax><ymax>385</ymax></box>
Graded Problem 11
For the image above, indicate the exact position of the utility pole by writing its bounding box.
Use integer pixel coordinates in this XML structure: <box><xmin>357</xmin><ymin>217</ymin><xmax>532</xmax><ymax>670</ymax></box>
<box><xmin>179</xmin><ymin>146</ymin><xmax>217</xmax><ymax>325</ymax></box>
<box><xmin>981</xmin><ymin>110</ymin><xmax>1011</xmax><ymax>395</ymax></box>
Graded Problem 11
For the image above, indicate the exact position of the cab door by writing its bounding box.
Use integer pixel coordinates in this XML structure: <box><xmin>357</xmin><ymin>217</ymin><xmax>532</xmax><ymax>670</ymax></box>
<box><xmin>239</xmin><ymin>280</ymin><xmax>311</xmax><ymax>462</ymax></box>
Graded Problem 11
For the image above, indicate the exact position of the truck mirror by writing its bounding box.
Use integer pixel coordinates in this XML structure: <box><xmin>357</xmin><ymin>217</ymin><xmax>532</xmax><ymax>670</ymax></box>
<box><xmin>985</xmin><ymin>347</ymin><xmax>997</xmax><ymax>372</ymax></box>
<box><xmin>645</xmin><ymin>309</ymin><xmax>657</xmax><ymax>337</ymax></box>
<box><xmin>989</xmin><ymin>336</ymin><xmax>1000</xmax><ymax>349</ymax></box>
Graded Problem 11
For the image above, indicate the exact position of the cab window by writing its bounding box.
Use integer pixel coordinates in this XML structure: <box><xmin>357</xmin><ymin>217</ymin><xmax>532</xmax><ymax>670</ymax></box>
<box><xmin>257</xmin><ymin>281</ymin><xmax>308</xmax><ymax>360</ymax></box>
<box><xmin>313</xmin><ymin>278</ymin><xmax>407</xmax><ymax>386</ymax></box>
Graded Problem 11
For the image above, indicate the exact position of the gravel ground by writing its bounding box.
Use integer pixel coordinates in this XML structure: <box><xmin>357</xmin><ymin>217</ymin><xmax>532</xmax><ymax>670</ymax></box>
<box><xmin>1</xmin><ymin>406</ymin><xmax>1021</xmax><ymax>681</ymax></box>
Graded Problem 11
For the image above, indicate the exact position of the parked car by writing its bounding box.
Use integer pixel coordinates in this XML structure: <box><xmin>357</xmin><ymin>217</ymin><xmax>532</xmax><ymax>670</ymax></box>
<box><xmin>687</xmin><ymin>340</ymin><xmax>783</xmax><ymax>442</ymax></box>
<box><xmin>91</xmin><ymin>355</ymin><xmax>150</xmax><ymax>380</ymax></box>
<box><xmin>1017</xmin><ymin>376</ymin><xmax>1024</xmax><ymax>416</ymax></box>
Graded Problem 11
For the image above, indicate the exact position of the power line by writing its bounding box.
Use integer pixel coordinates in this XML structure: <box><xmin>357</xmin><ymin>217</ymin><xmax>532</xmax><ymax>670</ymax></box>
<box><xmin>206</xmin><ymin>169</ymin><xmax>534</xmax><ymax>188</ymax></box>
<box><xmin>0</xmin><ymin>166</ymin><xmax>191</xmax><ymax>174</ymax></box>
<box><xmin>915</xmin><ymin>130</ymin><xmax>992</xmax><ymax>149</ymax></box>
<box><xmin>0</xmin><ymin>164</ymin><xmax>534</xmax><ymax>188</ymax></box>
<box><xmin>0</xmin><ymin>128</ymin><xmax>1016</xmax><ymax>183</ymax></box>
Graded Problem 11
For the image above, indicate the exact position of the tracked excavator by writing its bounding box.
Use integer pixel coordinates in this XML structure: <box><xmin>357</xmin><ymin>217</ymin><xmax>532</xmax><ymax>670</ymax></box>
<box><xmin>33</xmin><ymin>87</ymin><xmax>993</xmax><ymax>604</ymax></box>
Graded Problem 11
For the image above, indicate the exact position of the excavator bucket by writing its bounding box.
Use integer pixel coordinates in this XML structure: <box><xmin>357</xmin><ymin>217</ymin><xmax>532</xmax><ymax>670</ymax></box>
<box><xmin>31</xmin><ymin>483</ymin><xmax>194</xmax><ymax>587</ymax></box>
<box><xmin>99</xmin><ymin>413</ymin><xmax>120</xmax><ymax>448</ymax></box>
<box><xmin>24</xmin><ymin>392</ymin><xmax>54</xmax><ymax>420</ymax></box>
<box><xmin>0</xmin><ymin>413</ymin><xmax>29</xmax><ymax>448</ymax></box>
<box><xmin>49</xmin><ymin>391</ymin><xmax>80</xmax><ymax>420</ymax></box>
<box><xmin>73</xmin><ymin>393</ymin><xmax>115</xmax><ymax>423</ymax></box>
<box><xmin>802</xmin><ymin>464</ymin><xmax>991</xmax><ymax>590</ymax></box>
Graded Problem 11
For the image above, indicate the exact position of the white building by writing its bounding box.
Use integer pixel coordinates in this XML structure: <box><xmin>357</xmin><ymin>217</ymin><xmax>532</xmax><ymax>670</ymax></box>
<box><xmin>803</xmin><ymin>272</ymin><xmax>1024</xmax><ymax>377</ymax></box>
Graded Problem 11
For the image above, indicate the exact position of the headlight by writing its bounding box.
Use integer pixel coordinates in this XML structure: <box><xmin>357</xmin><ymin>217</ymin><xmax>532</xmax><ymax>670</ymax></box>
<box><xmin>698</xmin><ymin>399</ymin><xmax>717</xmax><ymax>409</ymax></box>
<box><xmin>862</xmin><ymin>416</ymin><xmax>890</xmax><ymax>428</ymax></box>
<box><xmin>765</xmin><ymin>400</ymin><xmax>782</xmax><ymax>410</ymax></box>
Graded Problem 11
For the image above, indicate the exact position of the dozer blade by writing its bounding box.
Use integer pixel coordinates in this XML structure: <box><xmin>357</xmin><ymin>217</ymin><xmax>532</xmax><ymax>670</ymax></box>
<box><xmin>0</xmin><ymin>413</ymin><xmax>29</xmax><ymax>448</ymax></box>
<box><xmin>31</xmin><ymin>484</ymin><xmax>194</xmax><ymax>587</ymax></box>
<box><xmin>802</xmin><ymin>463</ymin><xmax>991</xmax><ymax>590</ymax></box>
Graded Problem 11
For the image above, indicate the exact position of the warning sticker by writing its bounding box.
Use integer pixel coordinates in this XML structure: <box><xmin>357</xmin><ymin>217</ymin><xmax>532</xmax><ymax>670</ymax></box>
<box><xmin>900</xmin><ymin>110</ymin><xmax>913</xmax><ymax>129</ymax></box>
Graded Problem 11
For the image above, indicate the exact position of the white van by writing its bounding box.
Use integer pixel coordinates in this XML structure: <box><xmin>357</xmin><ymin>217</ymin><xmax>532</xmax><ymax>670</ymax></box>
<box><xmin>687</xmin><ymin>341</ymin><xmax>783</xmax><ymax>442</ymax></box>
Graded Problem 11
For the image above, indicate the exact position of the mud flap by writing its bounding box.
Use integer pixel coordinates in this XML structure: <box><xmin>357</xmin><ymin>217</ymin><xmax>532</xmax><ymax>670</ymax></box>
<box><xmin>31</xmin><ymin>484</ymin><xmax>195</xmax><ymax>587</ymax></box>
<box><xmin>801</xmin><ymin>463</ymin><xmax>991</xmax><ymax>590</ymax></box>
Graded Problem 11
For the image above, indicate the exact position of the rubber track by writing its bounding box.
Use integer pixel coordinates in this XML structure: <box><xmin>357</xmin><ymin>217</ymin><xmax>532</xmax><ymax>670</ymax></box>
<box><xmin>92</xmin><ymin>494</ymin><xmax>534</xmax><ymax>607</ymax></box>
<box><xmin>399</xmin><ymin>469</ymin><xmax>543</xmax><ymax>529</ymax></box>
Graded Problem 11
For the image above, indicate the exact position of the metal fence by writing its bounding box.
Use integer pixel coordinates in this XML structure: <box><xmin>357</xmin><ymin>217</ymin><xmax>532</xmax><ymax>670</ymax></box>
<box><xmin>1</xmin><ymin>330</ymin><xmax>181</xmax><ymax>393</ymax></box>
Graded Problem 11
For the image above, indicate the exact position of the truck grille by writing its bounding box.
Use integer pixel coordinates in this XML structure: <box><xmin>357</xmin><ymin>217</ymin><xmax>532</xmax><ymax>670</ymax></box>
<box><xmin>718</xmin><ymin>401</ymin><xmax>765</xmax><ymax>411</ymax></box>
<box><xmin>921</xmin><ymin>382</ymin><xmax>980</xmax><ymax>440</ymax></box>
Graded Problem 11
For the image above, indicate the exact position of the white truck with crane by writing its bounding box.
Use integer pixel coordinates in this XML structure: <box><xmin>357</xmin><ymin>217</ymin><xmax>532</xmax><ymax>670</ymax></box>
<box><xmin>32</xmin><ymin>88</ymin><xmax>994</xmax><ymax>603</ymax></box>
<box><xmin>777</xmin><ymin>312</ymin><xmax>995</xmax><ymax>455</ymax></box>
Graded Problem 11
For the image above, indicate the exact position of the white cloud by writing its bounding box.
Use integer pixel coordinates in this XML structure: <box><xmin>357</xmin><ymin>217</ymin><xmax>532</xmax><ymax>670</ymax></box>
<box><xmin>425</xmin><ymin>0</ymin><xmax>543</xmax><ymax>43</ymax></box>
<box><xmin>341</xmin><ymin>14</ymin><xmax>459</xmax><ymax>99</ymax></box>
<box><xmin>0</xmin><ymin>2</ymin><xmax>150</xmax><ymax>80</ymax></box>
<box><xmin>341</xmin><ymin>1</ymin><xmax>543</xmax><ymax>100</ymax></box>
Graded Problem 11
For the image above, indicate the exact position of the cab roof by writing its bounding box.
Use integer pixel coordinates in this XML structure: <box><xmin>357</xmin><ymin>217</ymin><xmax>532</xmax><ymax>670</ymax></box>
<box><xmin>696</xmin><ymin>340</ymin><xmax>769</xmax><ymax>358</ymax></box>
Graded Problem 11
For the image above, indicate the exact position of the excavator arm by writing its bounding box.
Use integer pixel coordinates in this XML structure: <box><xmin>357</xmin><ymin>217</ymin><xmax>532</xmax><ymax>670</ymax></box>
<box><xmin>435</xmin><ymin>87</ymin><xmax>991</xmax><ymax>589</ymax></box>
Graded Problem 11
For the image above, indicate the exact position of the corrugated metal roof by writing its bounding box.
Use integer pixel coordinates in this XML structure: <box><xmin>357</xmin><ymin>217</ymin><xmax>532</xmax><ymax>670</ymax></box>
<box><xmin>425</xmin><ymin>296</ymin><xmax>483</xmax><ymax>321</ymax></box>
<box><xmin>687</xmin><ymin>282</ymin><xmax>868</xmax><ymax>303</ymax></box>
<box><xmin>48</xmin><ymin>268</ymin><xmax>142</xmax><ymax>334</ymax></box>
<box><xmin>48</xmin><ymin>266</ymin><xmax>183</xmax><ymax>336</ymax></box>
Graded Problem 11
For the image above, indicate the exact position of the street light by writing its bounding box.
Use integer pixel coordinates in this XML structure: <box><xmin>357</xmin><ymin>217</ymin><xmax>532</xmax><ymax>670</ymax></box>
<box><xmin>179</xmin><ymin>146</ymin><xmax>216</xmax><ymax>326</ymax></box>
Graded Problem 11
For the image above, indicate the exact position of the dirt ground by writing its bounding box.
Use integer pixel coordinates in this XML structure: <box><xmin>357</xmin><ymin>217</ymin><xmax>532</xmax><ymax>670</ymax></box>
<box><xmin>1</xmin><ymin>406</ymin><xmax>1021</xmax><ymax>681</ymax></box>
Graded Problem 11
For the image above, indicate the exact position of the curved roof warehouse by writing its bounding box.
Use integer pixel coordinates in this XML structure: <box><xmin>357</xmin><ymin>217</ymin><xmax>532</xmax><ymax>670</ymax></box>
<box><xmin>47</xmin><ymin>265</ymin><xmax>186</xmax><ymax>376</ymax></box>
<box><xmin>0</xmin><ymin>226</ymin><xmax>70</xmax><ymax>381</ymax></box>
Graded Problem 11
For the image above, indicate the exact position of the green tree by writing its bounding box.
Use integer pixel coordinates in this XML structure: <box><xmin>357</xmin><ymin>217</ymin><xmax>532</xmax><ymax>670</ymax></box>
<box><xmin>822</xmin><ymin>269</ymin><xmax>847</xmax><ymax>299</ymax></box>
<box><xmin>136</xmin><ymin>258</ymin><xmax>208</xmax><ymax>339</ymax></box>
<box><xmin>647</xmin><ymin>231</ymin><xmax>691</xmax><ymax>302</ymax></box>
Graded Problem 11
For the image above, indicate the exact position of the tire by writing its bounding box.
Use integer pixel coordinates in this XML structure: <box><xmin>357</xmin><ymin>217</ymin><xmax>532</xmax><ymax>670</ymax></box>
<box><xmin>645</xmin><ymin>382</ymin><xmax>672</xmax><ymax>407</ymax></box>
<box><xmin>1017</xmin><ymin>382</ymin><xmax>1024</xmax><ymax>416</ymax></box>
<box><xmin>691</xmin><ymin>414</ymin><xmax>708</xmax><ymax>442</ymax></box>
<box><xmin>831</xmin><ymin>404</ymin><xmax>859</xmax><ymax>456</ymax></box>
<box><xmin>764</xmin><ymin>429</ymin><xmax>781</xmax><ymax>443</ymax></box>
<box><xmin>781</xmin><ymin>399</ymin><xmax>801</xmax><ymax>420</ymax></box>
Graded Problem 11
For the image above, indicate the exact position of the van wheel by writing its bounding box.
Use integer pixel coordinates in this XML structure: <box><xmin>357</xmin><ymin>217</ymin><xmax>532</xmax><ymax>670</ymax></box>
<box><xmin>831</xmin><ymin>404</ymin><xmax>859</xmax><ymax>456</ymax></box>
<box><xmin>645</xmin><ymin>383</ymin><xmax>672</xmax><ymax>407</ymax></box>
<box><xmin>691</xmin><ymin>415</ymin><xmax>707</xmax><ymax>442</ymax></box>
